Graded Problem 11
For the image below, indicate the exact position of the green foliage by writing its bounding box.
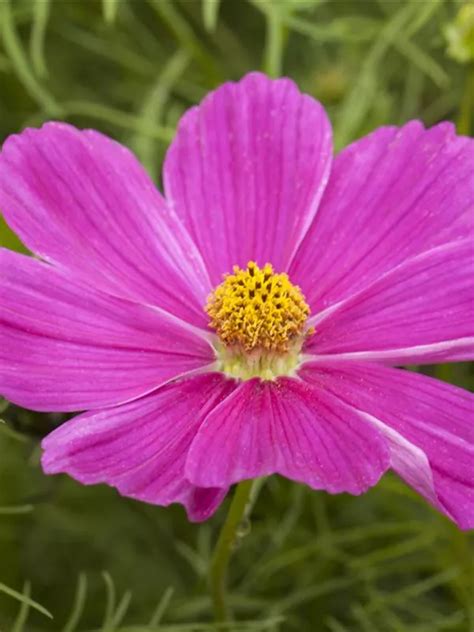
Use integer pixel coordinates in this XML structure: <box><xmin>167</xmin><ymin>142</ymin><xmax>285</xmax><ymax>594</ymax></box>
<box><xmin>0</xmin><ymin>0</ymin><xmax>473</xmax><ymax>630</ymax></box>
<box><xmin>445</xmin><ymin>2</ymin><xmax>474</xmax><ymax>63</ymax></box>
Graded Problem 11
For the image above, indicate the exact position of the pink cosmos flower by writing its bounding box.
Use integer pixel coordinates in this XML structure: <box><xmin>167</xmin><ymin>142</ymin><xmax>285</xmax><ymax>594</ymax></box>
<box><xmin>0</xmin><ymin>73</ymin><xmax>473</xmax><ymax>527</ymax></box>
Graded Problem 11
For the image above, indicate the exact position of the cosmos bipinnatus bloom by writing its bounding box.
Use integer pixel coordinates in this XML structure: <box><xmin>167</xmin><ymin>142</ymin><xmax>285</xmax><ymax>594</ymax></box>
<box><xmin>0</xmin><ymin>73</ymin><xmax>472</xmax><ymax>528</ymax></box>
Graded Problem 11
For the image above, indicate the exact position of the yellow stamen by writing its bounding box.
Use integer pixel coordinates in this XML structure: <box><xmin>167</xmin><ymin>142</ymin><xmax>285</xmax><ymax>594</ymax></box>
<box><xmin>206</xmin><ymin>261</ymin><xmax>312</xmax><ymax>380</ymax></box>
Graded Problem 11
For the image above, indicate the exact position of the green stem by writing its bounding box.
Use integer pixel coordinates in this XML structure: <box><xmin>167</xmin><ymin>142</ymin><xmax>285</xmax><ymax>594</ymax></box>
<box><xmin>457</xmin><ymin>62</ymin><xmax>474</xmax><ymax>135</ymax></box>
<box><xmin>209</xmin><ymin>479</ymin><xmax>256</xmax><ymax>623</ymax></box>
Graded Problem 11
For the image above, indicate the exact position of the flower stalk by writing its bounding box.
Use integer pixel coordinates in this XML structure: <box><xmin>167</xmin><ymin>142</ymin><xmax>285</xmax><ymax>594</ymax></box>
<box><xmin>209</xmin><ymin>479</ymin><xmax>257</xmax><ymax>623</ymax></box>
<box><xmin>457</xmin><ymin>63</ymin><xmax>474</xmax><ymax>135</ymax></box>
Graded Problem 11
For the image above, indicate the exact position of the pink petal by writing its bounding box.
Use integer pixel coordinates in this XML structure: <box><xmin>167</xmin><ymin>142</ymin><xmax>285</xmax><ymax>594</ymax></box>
<box><xmin>185</xmin><ymin>377</ymin><xmax>389</xmax><ymax>493</ymax></box>
<box><xmin>0</xmin><ymin>123</ymin><xmax>210</xmax><ymax>326</ymax></box>
<box><xmin>42</xmin><ymin>373</ymin><xmax>235</xmax><ymax>522</ymax></box>
<box><xmin>291</xmin><ymin>122</ymin><xmax>474</xmax><ymax>315</ymax></box>
<box><xmin>163</xmin><ymin>72</ymin><xmax>332</xmax><ymax>284</ymax></box>
<box><xmin>301</xmin><ymin>362</ymin><xmax>474</xmax><ymax>529</ymax></box>
<box><xmin>0</xmin><ymin>249</ymin><xmax>214</xmax><ymax>412</ymax></box>
<box><xmin>305</xmin><ymin>240</ymin><xmax>474</xmax><ymax>364</ymax></box>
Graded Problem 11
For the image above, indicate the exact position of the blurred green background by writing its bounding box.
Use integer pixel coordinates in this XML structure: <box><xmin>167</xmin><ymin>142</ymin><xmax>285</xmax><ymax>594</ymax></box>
<box><xmin>0</xmin><ymin>0</ymin><xmax>473</xmax><ymax>630</ymax></box>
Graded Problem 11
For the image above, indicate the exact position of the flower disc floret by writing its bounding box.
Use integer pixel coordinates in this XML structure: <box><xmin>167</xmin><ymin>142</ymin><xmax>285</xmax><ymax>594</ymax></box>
<box><xmin>206</xmin><ymin>261</ymin><xmax>310</xmax><ymax>352</ymax></box>
<box><xmin>206</xmin><ymin>262</ymin><xmax>312</xmax><ymax>380</ymax></box>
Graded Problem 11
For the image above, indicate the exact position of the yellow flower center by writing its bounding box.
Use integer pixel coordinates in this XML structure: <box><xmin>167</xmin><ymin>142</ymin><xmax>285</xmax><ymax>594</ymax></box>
<box><xmin>206</xmin><ymin>261</ymin><xmax>312</xmax><ymax>380</ymax></box>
